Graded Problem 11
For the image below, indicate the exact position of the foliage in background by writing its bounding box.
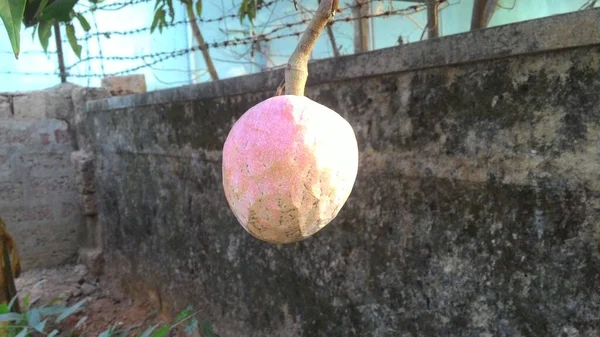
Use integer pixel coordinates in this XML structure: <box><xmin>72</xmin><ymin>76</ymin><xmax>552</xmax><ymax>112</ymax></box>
<box><xmin>149</xmin><ymin>0</ymin><xmax>264</xmax><ymax>81</ymax></box>
<box><xmin>0</xmin><ymin>291</ymin><xmax>219</xmax><ymax>337</ymax></box>
<box><xmin>0</xmin><ymin>0</ymin><xmax>264</xmax><ymax>60</ymax></box>
<box><xmin>0</xmin><ymin>0</ymin><xmax>94</xmax><ymax>59</ymax></box>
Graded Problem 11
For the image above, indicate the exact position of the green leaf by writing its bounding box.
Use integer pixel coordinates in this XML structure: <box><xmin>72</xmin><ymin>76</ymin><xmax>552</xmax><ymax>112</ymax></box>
<box><xmin>7</xmin><ymin>294</ymin><xmax>19</xmax><ymax>311</ymax></box>
<box><xmin>40</xmin><ymin>0</ymin><xmax>78</xmax><ymax>21</ymax></box>
<box><xmin>184</xmin><ymin>318</ymin><xmax>199</xmax><ymax>335</ymax></box>
<box><xmin>48</xmin><ymin>329</ymin><xmax>60</xmax><ymax>337</ymax></box>
<box><xmin>34</xmin><ymin>319</ymin><xmax>48</xmax><ymax>333</ymax></box>
<box><xmin>165</xmin><ymin>0</ymin><xmax>173</xmax><ymax>21</ymax></box>
<box><xmin>22</xmin><ymin>0</ymin><xmax>42</xmax><ymax>26</ymax></box>
<box><xmin>153</xmin><ymin>0</ymin><xmax>163</xmax><ymax>11</ymax></box>
<box><xmin>116</xmin><ymin>326</ymin><xmax>134</xmax><ymax>337</ymax></box>
<box><xmin>27</xmin><ymin>308</ymin><xmax>42</xmax><ymax>330</ymax></box>
<box><xmin>48</xmin><ymin>297</ymin><xmax>64</xmax><ymax>305</ymax></box>
<box><xmin>202</xmin><ymin>321</ymin><xmax>220</xmax><ymax>337</ymax></box>
<box><xmin>0</xmin><ymin>0</ymin><xmax>27</xmax><ymax>58</ymax></box>
<box><xmin>38</xmin><ymin>305</ymin><xmax>69</xmax><ymax>317</ymax></box>
<box><xmin>248</xmin><ymin>0</ymin><xmax>256</xmax><ymax>22</ymax></box>
<box><xmin>15</xmin><ymin>327</ymin><xmax>28</xmax><ymax>337</ymax></box>
<box><xmin>74</xmin><ymin>315</ymin><xmax>88</xmax><ymax>329</ymax></box>
<box><xmin>150</xmin><ymin>325</ymin><xmax>169</xmax><ymax>337</ymax></box>
<box><xmin>98</xmin><ymin>328</ymin><xmax>114</xmax><ymax>337</ymax></box>
<box><xmin>31</xmin><ymin>0</ymin><xmax>50</xmax><ymax>25</ymax></box>
<box><xmin>237</xmin><ymin>0</ymin><xmax>247</xmax><ymax>23</ymax></box>
<box><xmin>38</xmin><ymin>19</ymin><xmax>52</xmax><ymax>52</ymax></box>
<box><xmin>0</xmin><ymin>313</ymin><xmax>22</xmax><ymax>322</ymax></box>
<box><xmin>55</xmin><ymin>298</ymin><xmax>86</xmax><ymax>323</ymax></box>
<box><xmin>175</xmin><ymin>307</ymin><xmax>193</xmax><ymax>323</ymax></box>
<box><xmin>139</xmin><ymin>324</ymin><xmax>158</xmax><ymax>337</ymax></box>
<box><xmin>194</xmin><ymin>0</ymin><xmax>201</xmax><ymax>17</ymax></box>
<box><xmin>0</xmin><ymin>303</ymin><xmax>9</xmax><ymax>314</ymax></box>
<box><xmin>157</xmin><ymin>9</ymin><xmax>166</xmax><ymax>33</ymax></box>
<box><xmin>33</xmin><ymin>279</ymin><xmax>47</xmax><ymax>289</ymax></box>
<box><xmin>75</xmin><ymin>12</ymin><xmax>90</xmax><ymax>31</ymax></box>
<box><xmin>23</xmin><ymin>294</ymin><xmax>30</xmax><ymax>309</ymax></box>
<box><xmin>65</xmin><ymin>22</ymin><xmax>82</xmax><ymax>59</ymax></box>
<box><xmin>150</xmin><ymin>8</ymin><xmax>165</xmax><ymax>34</ymax></box>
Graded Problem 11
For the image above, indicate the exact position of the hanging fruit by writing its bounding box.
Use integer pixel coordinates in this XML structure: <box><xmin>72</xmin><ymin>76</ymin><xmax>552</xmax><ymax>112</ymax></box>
<box><xmin>222</xmin><ymin>0</ymin><xmax>359</xmax><ymax>244</ymax></box>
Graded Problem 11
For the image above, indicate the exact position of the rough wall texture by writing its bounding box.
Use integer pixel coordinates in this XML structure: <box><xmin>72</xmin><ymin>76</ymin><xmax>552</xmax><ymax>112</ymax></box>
<box><xmin>87</xmin><ymin>10</ymin><xmax>600</xmax><ymax>337</ymax></box>
<box><xmin>0</xmin><ymin>84</ymin><xmax>107</xmax><ymax>270</ymax></box>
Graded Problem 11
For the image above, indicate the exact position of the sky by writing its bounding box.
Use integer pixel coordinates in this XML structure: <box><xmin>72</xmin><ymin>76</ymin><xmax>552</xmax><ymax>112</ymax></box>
<box><xmin>0</xmin><ymin>0</ymin><xmax>596</xmax><ymax>93</ymax></box>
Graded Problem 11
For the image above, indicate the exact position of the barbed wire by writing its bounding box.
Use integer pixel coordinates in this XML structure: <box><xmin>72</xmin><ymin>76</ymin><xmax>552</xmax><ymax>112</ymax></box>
<box><xmin>64</xmin><ymin>7</ymin><xmax>418</xmax><ymax>73</ymax></box>
<box><xmin>0</xmin><ymin>70</ymin><xmax>57</xmax><ymax>76</ymax></box>
<box><xmin>68</xmin><ymin>0</ymin><xmax>401</xmax><ymax>43</ymax></box>
<box><xmin>80</xmin><ymin>0</ymin><xmax>154</xmax><ymax>13</ymax></box>
<box><xmin>2</xmin><ymin>2</ymin><xmax>428</xmax><ymax>80</ymax></box>
<box><xmin>71</xmin><ymin>0</ymin><xmax>281</xmax><ymax>43</ymax></box>
<box><xmin>258</xmin><ymin>2</ymin><xmax>424</xmax><ymax>39</ymax></box>
<box><xmin>0</xmin><ymin>50</ymin><xmax>58</xmax><ymax>55</ymax></box>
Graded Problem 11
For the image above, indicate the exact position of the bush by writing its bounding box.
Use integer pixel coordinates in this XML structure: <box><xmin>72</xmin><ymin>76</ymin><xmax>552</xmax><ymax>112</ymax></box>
<box><xmin>0</xmin><ymin>290</ymin><xmax>219</xmax><ymax>337</ymax></box>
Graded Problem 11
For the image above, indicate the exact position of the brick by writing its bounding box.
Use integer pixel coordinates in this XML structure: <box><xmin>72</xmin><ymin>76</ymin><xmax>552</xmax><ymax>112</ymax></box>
<box><xmin>71</xmin><ymin>87</ymin><xmax>109</xmax><ymax>152</ymax></box>
<box><xmin>0</xmin><ymin>169</ymin><xmax>10</xmax><ymax>183</ymax></box>
<box><xmin>0</xmin><ymin>148</ymin><xmax>9</xmax><ymax>167</ymax></box>
<box><xmin>20</xmin><ymin>153</ymin><xmax>73</xmax><ymax>177</ymax></box>
<box><xmin>71</xmin><ymin>150</ymin><xmax>93</xmax><ymax>170</ymax></box>
<box><xmin>40</xmin><ymin>133</ymin><xmax>51</xmax><ymax>145</ymax></box>
<box><xmin>12</xmin><ymin>222</ymin><xmax>79</xmax><ymax>269</ymax></box>
<box><xmin>45</xmin><ymin>84</ymin><xmax>76</xmax><ymax>120</ymax></box>
<box><xmin>0</xmin><ymin>182</ymin><xmax>24</xmax><ymax>202</ymax></box>
<box><xmin>0</xmin><ymin>205</ymin><xmax>53</xmax><ymax>223</ymax></box>
<box><xmin>85</xmin><ymin>216</ymin><xmax>102</xmax><ymax>248</ymax></box>
<box><xmin>71</xmin><ymin>151</ymin><xmax>95</xmax><ymax>194</ymax></box>
<box><xmin>82</xmin><ymin>194</ymin><xmax>97</xmax><ymax>215</ymax></box>
<box><xmin>0</xmin><ymin>95</ymin><xmax>11</xmax><ymax>118</ymax></box>
<box><xmin>37</xmin><ymin>118</ymin><xmax>70</xmax><ymax>146</ymax></box>
<box><xmin>61</xmin><ymin>202</ymin><xmax>80</xmax><ymax>218</ymax></box>
<box><xmin>0</xmin><ymin>119</ymin><xmax>40</xmax><ymax>146</ymax></box>
<box><xmin>29</xmin><ymin>176</ymin><xmax>76</xmax><ymax>199</ymax></box>
<box><xmin>101</xmin><ymin>75</ymin><xmax>147</xmax><ymax>96</ymax></box>
<box><xmin>0</xmin><ymin>127</ymin><xmax>33</xmax><ymax>145</ymax></box>
<box><xmin>78</xmin><ymin>248</ymin><xmax>104</xmax><ymax>276</ymax></box>
<box><xmin>54</xmin><ymin>129</ymin><xmax>72</xmax><ymax>144</ymax></box>
<box><xmin>12</xmin><ymin>84</ymin><xmax>76</xmax><ymax>120</ymax></box>
<box><xmin>75</xmin><ymin>174</ymin><xmax>95</xmax><ymax>194</ymax></box>
<box><xmin>0</xmin><ymin>151</ymin><xmax>10</xmax><ymax>183</ymax></box>
<box><xmin>13</xmin><ymin>92</ymin><xmax>46</xmax><ymax>119</ymax></box>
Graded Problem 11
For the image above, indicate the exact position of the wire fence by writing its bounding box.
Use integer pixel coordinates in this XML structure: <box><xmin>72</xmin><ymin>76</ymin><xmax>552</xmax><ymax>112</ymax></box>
<box><xmin>0</xmin><ymin>0</ymin><xmax>597</xmax><ymax>92</ymax></box>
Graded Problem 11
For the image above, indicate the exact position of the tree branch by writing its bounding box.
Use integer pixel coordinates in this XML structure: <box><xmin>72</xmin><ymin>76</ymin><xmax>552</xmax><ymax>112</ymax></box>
<box><xmin>184</xmin><ymin>0</ymin><xmax>220</xmax><ymax>81</ymax></box>
<box><xmin>426</xmin><ymin>0</ymin><xmax>439</xmax><ymax>39</ymax></box>
<box><xmin>284</xmin><ymin>0</ymin><xmax>338</xmax><ymax>96</ymax></box>
<box><xmin>326</xmin><ymin>23</ymin><xmax>340</xmax><ymax>57</ymax></box>
<box><xmin>470</xmin><ymin>0</ymin><xmax>496</xmax><ymax>30</ymax></box>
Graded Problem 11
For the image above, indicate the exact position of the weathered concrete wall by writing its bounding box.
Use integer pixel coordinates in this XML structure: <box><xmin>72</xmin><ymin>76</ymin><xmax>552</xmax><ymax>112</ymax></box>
<box><xmin>0</xmin><ymin>84</ymin><xmax>107</xmax><ymax>270</ymax></box>
<box><xmin>87</xmin><ymin>10</ymin><xmax>600</xmax><ymax>337</ymax></box>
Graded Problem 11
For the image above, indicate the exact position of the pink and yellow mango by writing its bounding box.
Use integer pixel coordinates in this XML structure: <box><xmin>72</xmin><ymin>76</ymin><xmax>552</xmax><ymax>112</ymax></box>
<box><xmin>222</xmin><ymin>95</ymin><xmax>359</xmax><ymax>244</ymax></box>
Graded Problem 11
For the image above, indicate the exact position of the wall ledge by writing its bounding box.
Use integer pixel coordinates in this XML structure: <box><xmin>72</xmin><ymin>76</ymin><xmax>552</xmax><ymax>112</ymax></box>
<box><xmin>87</xmin><ymin>8</ymin><xmax>600</xmax><ymax>112</ymax></box>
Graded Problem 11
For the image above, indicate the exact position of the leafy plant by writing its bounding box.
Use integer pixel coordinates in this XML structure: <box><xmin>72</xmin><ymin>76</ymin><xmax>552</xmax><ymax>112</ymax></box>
<box><xmin>0</xmin><ymin>0</ymin><xmax>94</xmax><ymax>59</ymax></box>
<box><xmin>0</xmin><ymin>293</ymin><xmax>217</xmax><ymax>337</ymax></box>
<box><xmin>1</xmin><ymin>0</ymin><xmax>267</xmax><ymax>61</ymax></box>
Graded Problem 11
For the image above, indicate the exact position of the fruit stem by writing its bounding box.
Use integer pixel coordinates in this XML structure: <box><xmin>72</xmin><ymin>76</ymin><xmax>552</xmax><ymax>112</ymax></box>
<box><xmin>284</xmin><ymin>0</ymin><xmax>338</xmax><ymax>96</ymax></box>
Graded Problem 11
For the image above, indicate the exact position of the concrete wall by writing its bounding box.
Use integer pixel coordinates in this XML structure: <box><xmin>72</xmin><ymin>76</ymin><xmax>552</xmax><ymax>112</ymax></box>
<box><xmin>86</xmin><ymin>10</ymin><xmax>600</xmax><ymax>337</ymax></box>
<box><xmin>0</xmin><ymin>84</ymin><xmax>107</xmax><ymax>270</ymax></box>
